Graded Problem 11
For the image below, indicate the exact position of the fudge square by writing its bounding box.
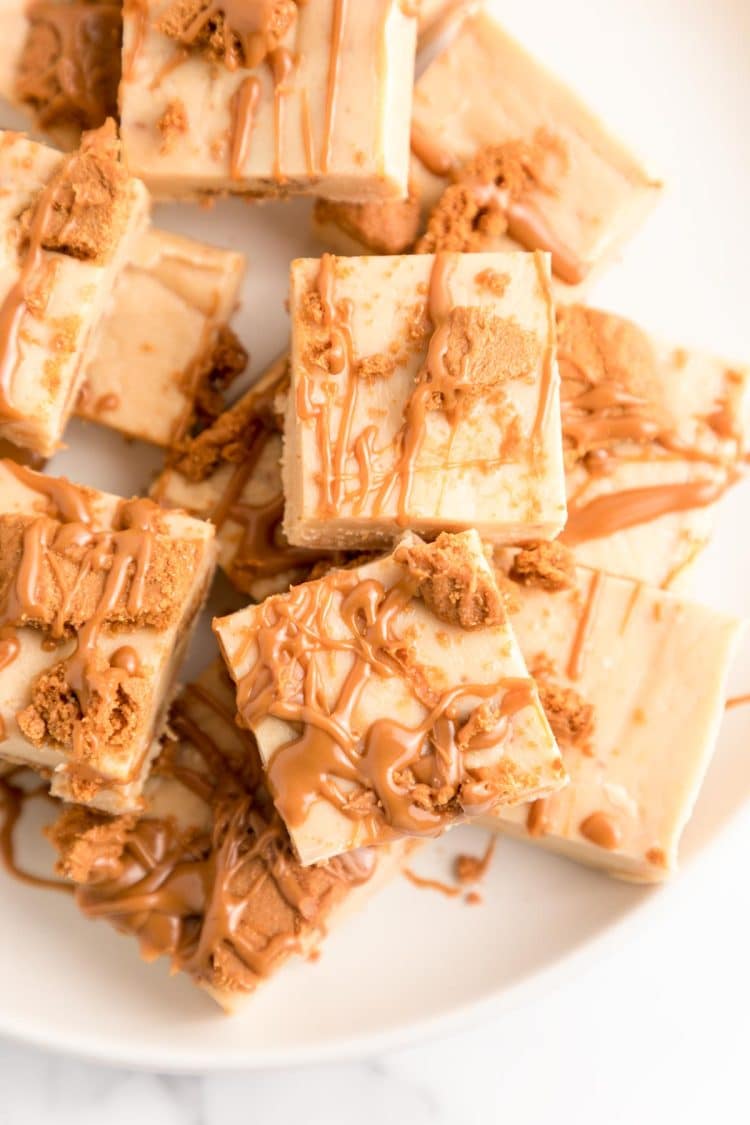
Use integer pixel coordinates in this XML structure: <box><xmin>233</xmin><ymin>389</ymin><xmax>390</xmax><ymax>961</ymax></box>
<box><xmin>0</xmin><ymin>122</ymin><xmax>150</xmax><ymax>456</ymax></box>
<box><xmin>214</xmin><ymin>530</ymin><xmax>566</xmax><ymax>866</ymax></box>
<box><xmin>0</xmin><ymin>0</ymin><xmax>122</xmax><ymax>149</ymax></box>
<box><xmin>557</xmin><ymin>305</ymin><xmax>750</xmax><ymax>589</ymax></box>
<box><xmin>77</xmin><ymin>227</ymin><xmax>247</xmax><ymax>446</ymax></box>
<box><xmin>488</xmin><ymin>545</ymin><xmax>742</xmax><ymax>882</ymax></box>
<box><xmin>0</xmin><ymin>460</ymin><xmax>216</xmax><ymax>812</ymax></box>
<box><xmin>284</xmin><ymin>251</ymin><xmax>567</xmax><ymax>550</ymax></box>
<box><xmin>411</xmin><ymin>9</ymin><xmax>660</xmax><ymax>291</ymax></box>
<box><xmin>120</xmin><ymin>0</ymin><xmax>417</xmax><ymax>201</ymax></box>
<box><xmin>50</xmin><ymin>661</ymin><xmax>408</xmax><ymax>1011</ymax></box>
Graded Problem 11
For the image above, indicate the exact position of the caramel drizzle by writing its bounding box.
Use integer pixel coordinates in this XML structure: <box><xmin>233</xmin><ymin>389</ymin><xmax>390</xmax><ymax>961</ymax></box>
<box><xmin>0</xmin><ymin>461</ymin><xmax>165</xmax><ymax>773</ymax></box>
<box><xmin>269</xmin><ymin>46</ymin><xmax>294</xmax><ymax>181</ymax></box>
<box><xmin>372</xmin><ymin>251</ymin><xmax>459</xmax><ymax>524</ymax></box>
<box><xmin>566</xmin><ymin>570</ymin><xmax>603</xmax><ymax>680</ymax></box>
<box><xmin>229</xmin><ymin>75</ymin><xmax>262</xmax><ymax>180</ymax></box>
<box><xmin>561</xmin><ymin>477</ymin><xmax>733</xmax><ymax>546</ymax></box>
<box><xmin>0</xmin><ymin>159</ymin><xmax>70</xmax><ymax>422</ymax></box>
<box><xmin>402</xmin><ymin>866</ymin><xmax>460</xmax><ymax>897</ymax></box>
<box><xmin>0</xmin><ymin>775</ymin><xmax>71</xmax><ymax>894</ymax></box>
<box><xmin>559</xmin><ymin>322</ymin><xmax>743</xmax><ymax>543</ymax></box>
<box><xmin>231</xmin><ymin>564</ymin><xmax>539</xmax><ymax>841</ymax></box>
<box><xmin>410</xmin><ymin>123</ymin><xmax>455</xmax><ymax>177</ymax></box>
<box><xmin>531</xmin><ymin>250</ymin><xmax>557</xmax><ymax>447</ymax></box>
<box><xmin>320</xmin><ymin>0</ymin><xmax>347</xmax><ymax>173</ymax></box>
<box><xmin>68</xmin><ymin>674</ymin><xmax>378</xmax><ymax>988</ymax></box>
<box><xmin>725</xmin><ymin>693</ymin><xmax>750</xmax><ymax>710</ymax></box>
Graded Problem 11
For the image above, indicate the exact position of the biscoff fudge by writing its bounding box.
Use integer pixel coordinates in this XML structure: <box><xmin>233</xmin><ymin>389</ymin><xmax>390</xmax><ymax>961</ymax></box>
<box><xmin>119</xmin><ymin>0</ymin><xmax>417</xmax><ymax>201</ymax></box>
<box><xmin>557</xmin><ymin>305</ymin><xmax>750</xmax><ymax>589</ymax></box>
<box><xmin>0</xmin><ymin>0</ymin><xmax>122</xmax><ymax>149</ymax></box>
<box><xmin>214</xmin><ymin>530</ymin><xmax>566</xmax><ymax>866</ymax></box>
<box><xmin>284</xmin><ymin>251</ymin><xmax>567</xmax><ymax>551</ymax></box>
<box><xmin>0</xmin><ymin>122</ymin><xmax>150</xmax><ymax>457</ymax></box>
<box><xmin>154</xmin><ymin>353</ymin><xmax>339</xmax><ymax>601</ymax></box>
<box><xmin>316</xmin><ymin>8</ymin><xmax>661</xmax><ymax>294</ymax></box>
<box><xmin>49</xmin><ymin>661</ymin><xmax>408</xmax><ymax>1011</ymax></box>
<box><xmin>0</xmin><ymin>460</ymin><xmax>216</xmax><ymax>812</ymax></box>
<box><xmin>77</xmin><ymin>228</ymin><xmax>247</xmax><ymax>446</ymax></box>
<box><xmin>487</xmin><ymin>545</ymin><xmax>742</xmax><ymax>882</ymax></box>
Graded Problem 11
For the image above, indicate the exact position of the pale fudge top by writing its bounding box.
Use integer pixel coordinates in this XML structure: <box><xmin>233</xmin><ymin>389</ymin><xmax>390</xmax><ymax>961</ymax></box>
<box><xmin>556</xmin><ymin>305</ymin><xmax>750</xmax><ymax>589</ymax></box>
<box><xmin>77</xmin><ymin>227</ymin><xmax>247</xmax><ymax>446</ymax></box>
<box><xmin>0</xmin><ymin>0</ymin><xmax>122</xmax><ymax>149</ymax></box>
<box><xmin>120</xmin><ymin>0</ymin><xmax>417</xmax><ymax>201</ymax></box>
<box><xmin>0</xmin><ymin>123</ymin><xmax>150</xmax><ymax>456</ymax></box>
<box><xmin>284</xmin><ymin>251</ymin><xmax>567</xmax><ymax>550</ymax></box>
<box><xmin>214</xmin><ymin>530</ymin><xmax>566</xmax><ymax>866</ymax></box>
<box><xmin>409</xmin><ymin>10</ymin><xmax>661</xmax><ymax>290</ymax></box>
<box><xmin>490</xmin><ymin>544</ymin><xmax>742</xmax><ymax>882</ymax></box>
<box><xmin>154</xmin><ymin>353</ymin><xmax>343</xmax><ymax>600</ymax></box>
<box><xmin>0</xmin><ymin>460</ymin><xmax>216</xmax><ymax>811</ymax></box>
<box><xmin>50</xmin><ymin>661</ymin><xmax>400</xmax><ymax>1010</ymax></box>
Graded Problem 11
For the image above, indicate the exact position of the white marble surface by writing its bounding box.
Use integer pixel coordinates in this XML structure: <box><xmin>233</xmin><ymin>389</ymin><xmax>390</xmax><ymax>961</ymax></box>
<box><xmin>0</xmin><ymin>802</ymin><xmax>747</xmax><ymax>1123</ymax></box>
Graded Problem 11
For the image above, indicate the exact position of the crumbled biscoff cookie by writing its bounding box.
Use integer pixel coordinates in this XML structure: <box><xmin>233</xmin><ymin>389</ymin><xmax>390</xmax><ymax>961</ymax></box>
<box><xmin>158</xmin><ymin>99</ymin><xmax>189</xmax><ymax>154</ymax></box>
<box><xmin>47</xmin><ymin>804</ymin><xmax>137</xmax><ymax>882</ymax></box>
<box><xmin>157</xmin><ymin>0</ymin><xmax>297</xmax><ymax>69</ymax></box>
<box><xmin>419</xmin><ymin>307</ymin><xmax>540</xmax><ymax>412</ymax></box>
<box><xmin>16</xmin><ymin>2</ymin><xmax>122</xmax><ymax>135</ymax></box>
<box><xmin>396</xmin><ymin>533</ymin><xmax>506</xmax><ymax>629</ymax></box>
<box><xmin>0</xmin><ymin>513</ymin><xmax>201</xmax><ymax>634</ymax></box>
<box><xmin>17</xmin><ymin>656</ymin><xmax>150</xmax><ymax>754</ymax></box>
<box><xmin>509</xmin><ymin>541</ymin><xmax>576</xmax><ymax>592</ymax></box>
<box><xmin>27</xmin><ymin>120</ymin><xmax>131</xmax><ymax>263</ymax></box>
<box><xmin>536</xmin><ymin>680</ymin><xmax>595</xmax><ymax>749</ymax></box>
<box><xmin>314</xmin><ymin>186</ymin><xmax>422</xmax><ymax>256</ymax></box>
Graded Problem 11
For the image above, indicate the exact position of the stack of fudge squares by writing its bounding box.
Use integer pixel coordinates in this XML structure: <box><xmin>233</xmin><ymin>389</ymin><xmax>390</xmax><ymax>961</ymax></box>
<box><xmin>0</xmin><ymin>0</ymin><xmax>747</xmax><ymax>1013</ymax></box>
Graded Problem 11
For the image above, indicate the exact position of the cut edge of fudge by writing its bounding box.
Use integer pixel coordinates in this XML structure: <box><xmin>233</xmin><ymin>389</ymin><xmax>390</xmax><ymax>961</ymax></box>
<box><xmin>0</xmin><ymin>121</ymin><xmax>152</xmax><ymax>456</ymax></box>
<box><xmin>75</xmin><ymin>227</ymin><xmax>248</xmax><ymax>447</ymax></box>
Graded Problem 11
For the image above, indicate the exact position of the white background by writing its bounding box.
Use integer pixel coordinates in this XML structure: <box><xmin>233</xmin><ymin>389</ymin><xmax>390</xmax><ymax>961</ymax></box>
<box><xmin>0</xmin><ymin>0</ymin><xmax>749</xmax><ymax>1119</ymax></box>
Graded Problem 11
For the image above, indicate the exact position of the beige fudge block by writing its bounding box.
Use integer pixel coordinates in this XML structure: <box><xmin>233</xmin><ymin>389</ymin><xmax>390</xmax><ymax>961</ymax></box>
<box><xmin>0</xmin><ymin>125</ymin><xmax>150</xmax><ymax>456</ymax></box>
<box><xmin>214</xmin><ymin>530</ymin><xmax>566</xmax><ymax>866</ymax></box>
<box><xmin>409</xmin><ymin>10</ymin><xmax>661</xmax><ymax>292</ymax></box>
<box><xmin>557</xmin><ymin>305</ymin><xmax>750</xmax><ymax>589</ymax></box>
<box><xmin>76</xmin><ymin>228</ymin><xmax>247</xmax><ymax>446</ymax></box>
<box><xmin>153</xmin><ymin>353</ymin><xmax>335</xmax><ymax>599</ymax></box>
<box><xmin>120</xmin><ymin>0</ymin><xmax>416</xmax><ymax>202</ymax></box>
<box><xmin>0</xmin><ymin>460</ymin><xmax>216</xmax><ymax>812</ymax></box>
<box><xmin>0</xmin><ymin>0</ymin><xmax>122</xmax><ymax>149</ymax></box>
<box><xmin>284</xmin><ymin>251</ymin><xmax>567</xmax><ymax>550</ymax></box>
<box><xmin>488</xmin><ymin>547</ymin><xmax>742</xmax><ymax>882</ymax></box>
<box><xmin>49</xmin><ymin>661</ymin><xmax>409</xmax><ymax>1011</ymax></box>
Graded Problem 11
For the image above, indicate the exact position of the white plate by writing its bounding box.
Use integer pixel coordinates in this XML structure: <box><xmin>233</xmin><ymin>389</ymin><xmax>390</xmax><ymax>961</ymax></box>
<box><xmin>1</xmin><ymin>0</ymin><xmax>749</xmax><ymax>1072</ymax></box>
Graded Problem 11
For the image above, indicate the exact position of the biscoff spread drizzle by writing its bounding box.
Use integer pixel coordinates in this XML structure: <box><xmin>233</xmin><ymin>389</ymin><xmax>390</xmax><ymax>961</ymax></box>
<box><xmin>49</xmin><ymin>669</ymin><xmax>379</xmax><ymax>994</ymax></box>
<box><xmin>0</xmin><ymin>461</ymin><xmax>192</xmax><ymax>780</ymax></box>
<box><xmin>557</xmin><ymin>306</ymin><xmax>744</xmax><ymax>543</ymax></box>
<box><xmin>16</xmin><ymin>1</ymin><xmax>122</xmax><ymax>134</ymax></box>
<box><xmin>228</xmin><ymin>544</ymin><xmax>542</xmax><ymax>842</ymax></box>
